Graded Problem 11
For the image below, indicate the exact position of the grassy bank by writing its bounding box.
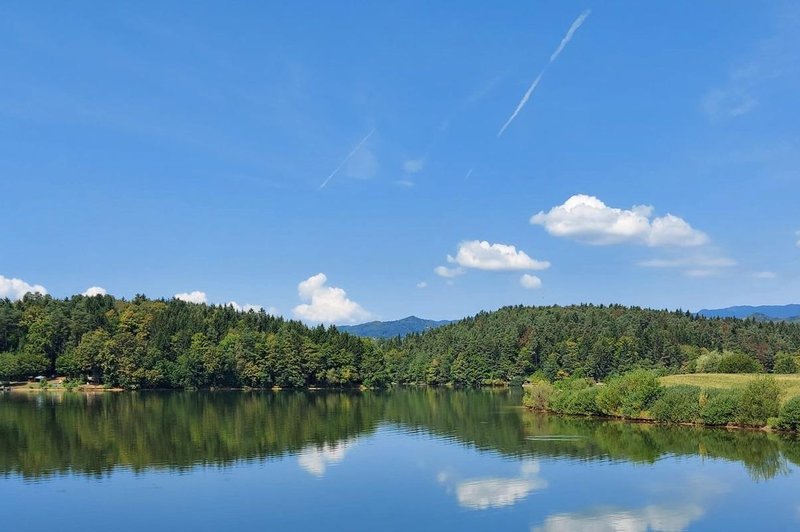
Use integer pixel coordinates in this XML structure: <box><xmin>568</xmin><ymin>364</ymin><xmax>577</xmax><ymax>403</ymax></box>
<box><xmin>524</xmin><ymin>370</ymin><xmax>800</xmax><ymax>432</ymax></box>
<box><xmin>661</xmin><ymin>373</ymin><xmax>800</xmax><ymax>401</ymax></box>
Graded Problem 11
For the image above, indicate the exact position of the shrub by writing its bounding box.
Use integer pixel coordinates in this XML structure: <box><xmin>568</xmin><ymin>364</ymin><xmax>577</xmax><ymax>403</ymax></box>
<box><xmin>651</xmin><ymin>385</ymin><xmax>702</xmax><ymax>423</ymax></box>
<box><xmin>523</xmin><ymin>379</ymin><xmax>553</xmax><ymax>410</ymax></box>
<box><xmin>700</xmin><ymin>389</ymin><xmax>741</xmax><ymax>425</ymax></box>
<box><xmin>737</xmin><ymin>377</ymin><xmax>782</xmax><ymax>426</ymax></box>
<box><xmin>716</xmin><ymin>352</ymin><xmax>763</xmax><ymax>374</ymax></box>
<box><xmin>777</xmin><ymin>397</ymin><xmax>800</xmax><ymax>431</ymax></box>
<box><xmin>774</xmin><ymin>352</ymin><xmax>798</xmax><ymax>374</ymax></box>
<box><xmin>570</xmin><ymin>386</ymin><xmax>601</xmax><ymax>415</ymax></box>
<box><xmin>695</xmin><ymin>351</ymin><xmax>722</xmax><ymax>373</ymax></box>
<box><xmin>596</xmin><ymin>369</ymin><xmax>662</xmax><ymax>418</ymax></box>
<box><xmin>548</xmin><ymin>378</ymin><xmax>594</xmax><ymax>414</ymax></box>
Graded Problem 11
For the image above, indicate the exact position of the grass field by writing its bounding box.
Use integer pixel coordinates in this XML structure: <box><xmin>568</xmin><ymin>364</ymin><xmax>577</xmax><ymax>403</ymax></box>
<box><xmin>661</xmin><ymin>373</ymin><xmax>800</xmax><ymax>402</ymax></box>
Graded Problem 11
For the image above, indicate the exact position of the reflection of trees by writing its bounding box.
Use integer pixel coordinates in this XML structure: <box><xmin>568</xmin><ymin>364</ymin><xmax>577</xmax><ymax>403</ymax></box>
<box><xmin>520</xmin><ymin>414</ymin><xmax>794</xmax><ymax>481</ymax></box>
<box><xmin>0</xmin><ymin>391</ymin><xmax>382</xmax><ymax>478</ymax></box>
<box><xmin>1</xmin><ymin>389</ymin><xmax>799</xmax><ymax>480</ymax></box>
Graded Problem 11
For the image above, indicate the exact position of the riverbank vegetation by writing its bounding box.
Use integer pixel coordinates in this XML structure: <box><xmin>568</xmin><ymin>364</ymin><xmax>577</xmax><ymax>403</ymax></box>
<box><xmin>524</xmin><ymin>370</ymin><xmax>800</xmax><ymax>431</ymax></box>
<box><xmin>1</xmin><ymin>294</ymin><xmax>800</xmax><ymax>389</ymax></box>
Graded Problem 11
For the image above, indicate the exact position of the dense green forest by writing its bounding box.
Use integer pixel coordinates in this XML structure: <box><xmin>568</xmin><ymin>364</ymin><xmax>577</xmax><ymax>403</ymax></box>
<box><xmin>1</xmin><ymin>294</ymin><xmax>800</xmax><ymax>388</ymax></box>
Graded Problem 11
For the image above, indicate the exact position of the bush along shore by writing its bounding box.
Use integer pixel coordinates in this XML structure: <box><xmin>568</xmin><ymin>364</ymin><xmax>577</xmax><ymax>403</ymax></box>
<box><xmin>523</xmin><ymin>369</ymin><xmax>800</xmax><ymax>432</ymax></box>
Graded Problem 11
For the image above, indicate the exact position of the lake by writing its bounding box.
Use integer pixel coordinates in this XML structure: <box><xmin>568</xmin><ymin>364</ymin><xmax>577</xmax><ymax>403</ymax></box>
<box><xmin>1</xmin><ymin>389</ymin><xmax>799</xmax><ymax>531</ymax></box>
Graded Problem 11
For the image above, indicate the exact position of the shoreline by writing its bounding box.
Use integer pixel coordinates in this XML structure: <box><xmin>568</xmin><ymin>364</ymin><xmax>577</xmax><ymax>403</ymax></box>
<box><xmin>522</xmin><ymin>406</ymin><xmax>797</xmax><ymax>434</ymax></box>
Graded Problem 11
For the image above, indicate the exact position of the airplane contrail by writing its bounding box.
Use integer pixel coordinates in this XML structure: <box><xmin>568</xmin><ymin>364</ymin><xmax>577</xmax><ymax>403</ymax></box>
<box><xmin>497</xmin><ymin>72</ymin><xmax>544</xmax><ymax>137</ymax></box>
<box><xmin>550</xmin><ymin>9</ymin><xmax>591</xmax><ymax>62</ymax></box>
<box><xmin>497</xmin><ymin>10</ymin><xmax>591</xmax><ymax>137</ymax></box>
<box><xmin>319</xmin><ymin>128</ymin><xmax>376</xmax><ymax>189</ymax></box>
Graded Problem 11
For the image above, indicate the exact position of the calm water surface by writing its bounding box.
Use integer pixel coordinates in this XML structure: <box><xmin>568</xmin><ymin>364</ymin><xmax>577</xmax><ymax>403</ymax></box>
<box><xmin>1</xmin><ymin>389</ymin><xmax>799</xmax><ymax>531</ymax></box>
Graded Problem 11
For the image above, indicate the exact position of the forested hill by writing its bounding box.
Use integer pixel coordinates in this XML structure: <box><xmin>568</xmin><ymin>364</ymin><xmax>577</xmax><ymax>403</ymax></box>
<box><xmin>383</xmin><ymin>305</ymin><xmax>800</xmax><ymax>385</ymax></box>
<box><xmin>2</xmin><ymin>295</ymin><xmax>800</xmax><ymax>389</ymax></box>
<box><xmin>338</xmin><ymin>316</ymin><xmax>452</xmax><ymax>338</ymax></box>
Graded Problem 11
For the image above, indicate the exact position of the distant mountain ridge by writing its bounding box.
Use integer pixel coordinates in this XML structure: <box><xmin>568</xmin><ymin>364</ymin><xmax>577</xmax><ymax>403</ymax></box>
<box><xmin>698</xmin><ymin>304</ymin><xmax>800</xmax><ymax>321</ymax></box>
<box><xmin>338</xmin><ymin>316</ymin><xmax>452</xmax><ymax>338</ymax></box>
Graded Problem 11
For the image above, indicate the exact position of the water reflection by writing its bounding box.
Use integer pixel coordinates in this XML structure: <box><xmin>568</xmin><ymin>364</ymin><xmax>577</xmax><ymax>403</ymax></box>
<box><xmin>297</xmin><ymin>439</ymin><xmax>357</xmax><ymax>477</ymax></box>
<box><xmin>453</xmin><ymin>461</ymin><xmax>547</xmax><ymax>510</ymax></box>
<box><xmin>533</xmin><ymin>504</ymin><xmax>705</xmax><ymax>532</ymax></box>
<box><xmin>1</xmin><ymin>388</ymin><xmax>800</xmax><ymax>483</ymax></box>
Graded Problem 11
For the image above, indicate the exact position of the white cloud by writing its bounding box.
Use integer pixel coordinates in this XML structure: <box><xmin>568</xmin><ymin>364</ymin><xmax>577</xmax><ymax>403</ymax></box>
<box><xmin>531</xmin><ymin>194</ymin><xmax>709</xmax><ymax>247</ymax></box>
<box><xmin>752</xmin><ymin>271</ymin><xmax>777</xmax><ymax>279</ymax></box>
<box><xmin>434</xmin><ymin>265</ymin><xmax>465</xmax><ymax>278</ymax></box>
<box><xmin>293</xmin><ymin>273</ymin><xmax>371</xmax><ymax>324</ymax></box>
<box><xmin>449</xmin><ymin>240</ymin><xmax>550</xmax><ymax>271</ymax></box>
<box><xmin>416</xmin><ymin>281</ymin><xmax>428</xmax><ymax>288</ymax></box>
<box><xmin>533</xmin><ymin>504</ymin><xmax>704</xmax><ymax>532</ymax></box>
<box><xmin>82</xmin><ymin>286</ymin><xmax>107</xmax><ymax>297</ymax></box>
<box><xmin>520</xmin><ymin>274</ymin><xmax>542</xmax><ymax>289</ymax></box>
<box><xmin>403</xmin><ymin>159</ymin><xmax>425</xmax><ymax>174</ymax></box>
<box><xmin>297</xmin><ymin>440</ymin><xmax>356</xmax><ymax>477</ymax></box>
<box><xmin>174</xmin><ymin>291</ymin><xmax>207</xmax><ymax>304</ymax></box>
<box><xmin>227</xmin><ymin>301</ymin><xmax>278</xmax><ymax>314</ymax></box>
<box><xmin>0</xmin><ymin>275</ymin><xmax>47</xmax><ymax>300</ymax></box>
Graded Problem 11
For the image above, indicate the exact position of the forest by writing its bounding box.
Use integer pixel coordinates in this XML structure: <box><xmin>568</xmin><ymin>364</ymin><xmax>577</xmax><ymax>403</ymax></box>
<box><xmin>1</xmin><ymin>294</ymin><xmax>800</xmax><ymax>389</ymax></box>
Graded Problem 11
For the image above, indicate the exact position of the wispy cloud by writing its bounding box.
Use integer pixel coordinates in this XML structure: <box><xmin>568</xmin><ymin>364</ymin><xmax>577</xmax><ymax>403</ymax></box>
<box><xmin>701</xmin><ymin>5</ymin><xmax>799</xmax><ymax>119</ymax></box>
<box><xmin>403</xmin><ymin>159</ymin><xmax>425</xmax><ymax>174</ymax></box>
<box><xmin>319</xmin><ymin>128</ymin><xmax>376</xmax><ymax>189</ymax></box>
<box><xmin>752</xmin><ymin>271</ymin><xmax>777</xmax><ymax>279</ymax></box>
<box><xmin>498</xmin><ymin>10</ymin><xmax>591</xmax><ymax>136</ymax></box>
<box><xmin>434</xmin><ymin>265</ymin><xmax>465</xmax><ymax>278</ymax></box>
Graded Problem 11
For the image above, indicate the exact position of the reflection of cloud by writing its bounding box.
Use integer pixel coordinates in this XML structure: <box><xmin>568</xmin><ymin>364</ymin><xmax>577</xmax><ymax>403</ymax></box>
<box><xmin>533</xmin><ymin>504</ymin><xmax>704</xmax><ymax>532</ymax></box>
<box><xmin>457</xmin><ymin>478</ymin><xmax>545</xmax><ymax>510</ymax></box>
<box><xmin>297</xmin><ymin>440</ymin><xmax>356</xmax><ymax>477</ymax></box>
<box><xmin>450</xmin><ymin>460</ymin><xmax>548</xmax><ymax>510</ymax></box>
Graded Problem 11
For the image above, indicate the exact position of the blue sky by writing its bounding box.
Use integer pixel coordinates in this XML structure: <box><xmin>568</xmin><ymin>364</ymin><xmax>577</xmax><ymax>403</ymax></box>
<box><xmin>1</xmin><ymin>1</ymin><xmax>799</xmax><ymax>322</ymax></box>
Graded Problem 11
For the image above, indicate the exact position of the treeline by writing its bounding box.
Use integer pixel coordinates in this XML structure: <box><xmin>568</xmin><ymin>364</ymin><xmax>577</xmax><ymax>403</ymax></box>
<box><xmin>0</xmin><ymin>293</ymin><xmax>382</xmax><ymax>388</ymax></box>
<box><xmin>383</xmin><ymin>305</ymin><xmax>800</xmax><ymax>385</ymax></box>
<box><xmin>524</xmin><ymin>370</ymin><xmax>800</xmax><ymax>431</ymax></box>
<box><xmin>2</xmin><ymin>296</ymin><xmax>800</xmax><ymax>388</ymax></box>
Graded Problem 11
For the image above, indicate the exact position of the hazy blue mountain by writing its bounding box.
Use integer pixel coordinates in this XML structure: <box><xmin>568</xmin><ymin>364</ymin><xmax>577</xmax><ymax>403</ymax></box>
<box><xmin>339</xmin><ymin>316</ymin><xmax>452</xmax><ymax>338</ymax></box>
<box><xmin>698</xmin><ymin>304</ymin><xmax>800</xmax><ymax>321</ymax></box>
